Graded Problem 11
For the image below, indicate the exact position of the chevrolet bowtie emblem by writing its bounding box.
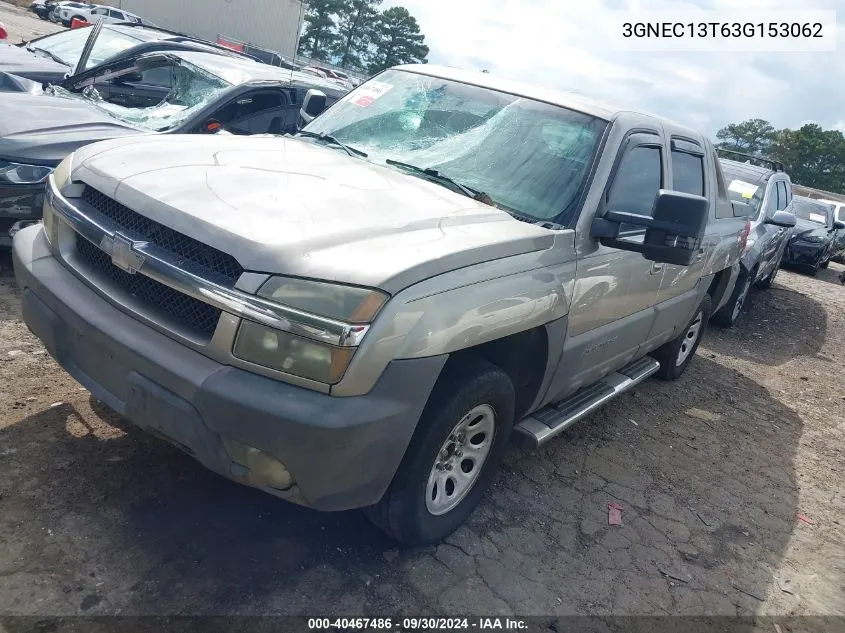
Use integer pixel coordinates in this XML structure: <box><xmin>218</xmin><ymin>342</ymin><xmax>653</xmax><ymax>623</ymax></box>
<box><xmin>99</xmin><ymin>233</ymin><xmax>147</xmax><ymax>274</ymax></box>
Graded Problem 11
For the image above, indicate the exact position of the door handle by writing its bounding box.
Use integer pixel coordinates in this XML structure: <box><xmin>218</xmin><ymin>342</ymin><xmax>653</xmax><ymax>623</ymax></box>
<box><xmin>650</xmin><ymin>262</ymin><xmax>664</xmax><ymax>275</ymax></box>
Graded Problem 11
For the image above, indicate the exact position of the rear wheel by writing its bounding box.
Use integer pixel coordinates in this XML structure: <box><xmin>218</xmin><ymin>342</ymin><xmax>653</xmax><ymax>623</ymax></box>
<box><xmin>653</xmin><ymin>295</ymin><xmax>712</xmax><ymax>381</ymax></box>
<box><xmin>366</xmin><ymin>357</ymin><xmax>515</xmax><ymax>545</ymax></box>
<box><xmin>712</xmin><ymin>269</ymin><xmax>751</xmax><ymax>328</ymax></box>
<box><xmin>820</xmin><ymin>259</ymin><xmax>829</xmax><ymax>269</ymax></box>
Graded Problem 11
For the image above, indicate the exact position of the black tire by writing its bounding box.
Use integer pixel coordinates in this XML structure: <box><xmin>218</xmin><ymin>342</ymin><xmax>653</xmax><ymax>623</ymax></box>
<box><xmin>820</xmin><ymin>259</ymin><xmax>829</xmax><ymax>269</ymax></box>
<box><xmin>712</xmin><ymin>269</ymin><xmax>751</xmax><ymax>328</ymax></box>
<box><xmin>365</xmin><ymin>356</ymin><xmax>515</xmax><ymax>545</ymax></box>
<box><xmin>653</xmin><ymin>294</ymin><xmax>712</xmax><ymax>381</ymax></box>
<box><xmin>71</xmin><ymin>14</ymin><xmax>85</xmax><ymax>23</ymax></box>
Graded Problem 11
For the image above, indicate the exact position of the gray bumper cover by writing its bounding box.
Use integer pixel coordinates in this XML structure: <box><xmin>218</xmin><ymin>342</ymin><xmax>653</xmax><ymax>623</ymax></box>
<box><xmin>12</xmin><ymin>225</ymin><xmax>446</xmax><ymax>511</ymax></box>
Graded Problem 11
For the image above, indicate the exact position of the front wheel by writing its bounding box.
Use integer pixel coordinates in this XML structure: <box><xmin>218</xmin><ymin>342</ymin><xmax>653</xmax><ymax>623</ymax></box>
<box><xmin>653</xmin><ymin>295</ymin><xmax>712</xmax><ymax>381</ymax></box>
<box><xmin>755</xmin><ymin>259</ymin><xmax>780</xmax><ymax>290</ymax></box>
<box><xmin>366</xmin><ymin>357</ymin><xmax>515</xmax><ymax>545</ymax></box>
<box><xmin>820</xmin><ymin>259</ymin><xmax>829</xmax><ymax>269</ymax></box>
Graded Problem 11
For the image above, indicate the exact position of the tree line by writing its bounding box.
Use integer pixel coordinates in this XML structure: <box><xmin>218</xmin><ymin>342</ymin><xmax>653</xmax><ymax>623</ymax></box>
<box><xmin>716</xmin><ymin>118</ymin><xmax>845</xmax><ymax>193</ymax></box>
<box><xmin>298</xmin><ymin>0</ymin><xmax>429</xmax><ymax>75</ymax></box>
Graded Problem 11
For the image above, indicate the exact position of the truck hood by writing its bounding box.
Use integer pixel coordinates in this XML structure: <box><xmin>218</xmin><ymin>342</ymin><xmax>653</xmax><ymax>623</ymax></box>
<box><xmin>0</xmin><ymin>43</ymin><xmax>69</xmax><ymax>89</ymax></box>
<box><xmin>0</xmin><ymin>90</ymin><xmax>140</xmax><ymax>165</ymax></box>
<box><xmin>791</xmin><ymin>220</ymin><xmax>830</xmax><ymax>241</ymax></box>
<box><xmin>72</xmin><ymin>135</ymin><xmax>555</xmax><ymax>293</ymax></box>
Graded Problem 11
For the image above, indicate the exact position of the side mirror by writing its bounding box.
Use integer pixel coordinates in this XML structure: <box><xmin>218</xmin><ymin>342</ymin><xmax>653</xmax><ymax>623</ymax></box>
<box><xmin>765</xmin><ymin>210</ymin><xmax>796</xmax><ymax>228</ymax></box>
<box><xmin>834</xmin><ymin>220</ymin><xmax>845</xmax><ymax>230</ymax></box>
<box><xmin>731</xmin><ymin>200</ymin><xmax>751</xmax><ymax>218</ymax></box>
<box><xmin>298</xmin><ymin>89</ymin><xmax>327</xmax><ymax>128</ymax></box>
<box><xmin>590</xmin><ymin>190</ymin><xmax>709</xmax><ymax>266</ymax></box>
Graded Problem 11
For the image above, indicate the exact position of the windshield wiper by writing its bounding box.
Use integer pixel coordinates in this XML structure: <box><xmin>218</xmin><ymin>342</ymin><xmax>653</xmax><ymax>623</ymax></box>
<box><xmin>297</xmin><ymin>131</ymin><xmax>368</xmax><ymax>158</ymax></box>
<box><xmin>385</xmin><ymin>159</ymin><xmax>494</xmax><ymax>206</ymax></box>
<box><xmin>27</xmin><ymin>46</ymin><xmax>68</xmax><ymax>67</ymax></box>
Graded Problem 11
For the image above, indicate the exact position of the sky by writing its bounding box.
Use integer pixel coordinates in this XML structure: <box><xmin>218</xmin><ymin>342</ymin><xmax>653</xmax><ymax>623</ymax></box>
<box><xmin>381</xmin><ymin>0</ymin><xmax>845</xmax><ymax>138</ymax></box>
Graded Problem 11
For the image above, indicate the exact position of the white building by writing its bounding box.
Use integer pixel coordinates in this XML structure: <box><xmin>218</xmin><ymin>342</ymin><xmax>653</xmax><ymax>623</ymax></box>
<box><xmin>116</xmin><ymin>0</ymin><xmax>305</xmax><ymax>59</ymax></box>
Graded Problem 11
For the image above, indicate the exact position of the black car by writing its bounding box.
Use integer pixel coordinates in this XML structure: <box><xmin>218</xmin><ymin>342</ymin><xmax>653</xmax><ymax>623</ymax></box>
<box><xmin>1</xmin><ymin>21</ymin><xmax>257</xmax><ymax>90</ymax></box>
<box><xmin>0</xmin><ymin>43</ymin><xmax>346</xmax><ymax>247</ymax></box>
<box><xmin>783</xmin><ymin>196</ymin><xmax>845</xmax><ymax>275</ymax></box>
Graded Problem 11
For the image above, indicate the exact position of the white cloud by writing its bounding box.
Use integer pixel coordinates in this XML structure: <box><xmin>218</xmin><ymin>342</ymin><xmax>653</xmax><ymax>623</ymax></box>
<box><xmin>383</xmin><ymin>0</ymin><xmax>845</xmax><ymax>137</ymax></box>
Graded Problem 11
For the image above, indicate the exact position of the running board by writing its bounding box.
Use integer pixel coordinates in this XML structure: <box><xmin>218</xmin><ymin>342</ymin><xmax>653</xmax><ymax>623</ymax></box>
<box><xmin>514</xmin><ymin>356</ymin><xmax>660</xmax><ymax>448</ymax></box>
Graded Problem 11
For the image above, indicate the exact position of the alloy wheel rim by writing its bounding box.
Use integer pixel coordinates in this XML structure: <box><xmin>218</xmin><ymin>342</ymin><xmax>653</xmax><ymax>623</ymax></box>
<box><xmin>676</xmin><ymin>311</ymin><xmax>703</xmax><ymax>367</ymax></box>
<box><xmin>425</xmin><ymin>404</ymin><xmax>496</xmax><ymax>516</ymax></box>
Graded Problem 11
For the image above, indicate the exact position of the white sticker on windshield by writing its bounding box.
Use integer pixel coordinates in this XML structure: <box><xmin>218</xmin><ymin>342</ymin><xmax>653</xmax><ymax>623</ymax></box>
<box><xmin>349</xmin><ymin>80</ymin><xmax>393</xmax><ymax>107</ymax></box>
<box><xmin>728</xmin><ymin>179</ymin><xmax>760</xmax><ymax>199</ymax></box>
<box><xmin>809</xmin><ymin>213</ymin><xmax>827</xmax><ymax>223</ymax></box>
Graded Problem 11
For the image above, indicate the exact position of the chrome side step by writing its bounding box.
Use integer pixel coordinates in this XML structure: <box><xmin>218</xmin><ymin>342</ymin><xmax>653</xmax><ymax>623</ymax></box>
<box><xmin>514</xmin><ymin>356</ymin><xmax>660</xmax><ymax>448</ymax></box>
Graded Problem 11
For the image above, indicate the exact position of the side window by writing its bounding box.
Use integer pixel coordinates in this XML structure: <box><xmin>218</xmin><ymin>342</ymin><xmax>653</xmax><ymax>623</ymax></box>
<box><xmin>671</xmin><ymin>149</ymin><xmax>704</xmax><ymax>196</ymax></box>
<box><xmin>214</xmin><ymin>92</ymin><xmax>286</xmax><ymax>135</ymax></box>
<box><xmin>108</xmin><ymin>9</ymin><xmax>123</xmax><ymax>18</ymax></box>
<box><xmin>607</xmin><ymin>145</ymin><xmax>662</xmax><ymax>215</ymax></box>
<box><xmin>776</xmin><ymin>181</ymin><xmax>788</xmax><ymax>211</ymax></box>
<box><xmin>765</xmin><ymin>181</ymin><xmax>779</xmax><ymax>215</ymax></box>
<box><xmin>92</xmin><ymin>7</ymin><xmax>108</xmax><ymax>15</ymax></box>
<box><xmin>137</xmin><ymin>65</ymin><xmax>173</xmax><ymax>89</ymax></box>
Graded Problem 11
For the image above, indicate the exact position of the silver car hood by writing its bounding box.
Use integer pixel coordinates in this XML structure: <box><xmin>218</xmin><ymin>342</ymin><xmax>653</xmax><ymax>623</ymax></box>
<box><xmin>71</xmin><ymin>135</ymin><xmax>555</xmax><ymax>292</ymax></box>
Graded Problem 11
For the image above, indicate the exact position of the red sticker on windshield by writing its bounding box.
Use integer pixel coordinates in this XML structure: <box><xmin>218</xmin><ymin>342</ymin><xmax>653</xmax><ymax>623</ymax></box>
<box><xmin>347</xmin><ymin>81</ymin><xmax>393</xmax><ymax>107</ymax></box>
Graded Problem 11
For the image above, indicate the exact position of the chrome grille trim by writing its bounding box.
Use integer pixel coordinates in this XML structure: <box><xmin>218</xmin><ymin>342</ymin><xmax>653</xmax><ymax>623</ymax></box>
<box><xmin>46</xmin><ymin>176</ymin><xmax>369</xmax><ymax>348</ymax></box>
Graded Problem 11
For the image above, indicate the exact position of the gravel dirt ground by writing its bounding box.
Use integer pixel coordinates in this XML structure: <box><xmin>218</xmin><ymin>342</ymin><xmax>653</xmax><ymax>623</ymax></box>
<box><xmin>0</xmin><ymin>1</ymin><xmax>63</xmax><ymax>45</ymax></box>
<box><xmin>1</xmin><ymin>247</ymin><xmax>844</xmax><ymax>619</ymax></box>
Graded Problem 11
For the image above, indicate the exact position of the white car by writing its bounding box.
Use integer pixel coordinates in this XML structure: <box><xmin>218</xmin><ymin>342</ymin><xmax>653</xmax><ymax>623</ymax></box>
<box><xmin>57</xmin><ymin>3</ymin><xmax>142</xmax><ymax>27</ymax></box>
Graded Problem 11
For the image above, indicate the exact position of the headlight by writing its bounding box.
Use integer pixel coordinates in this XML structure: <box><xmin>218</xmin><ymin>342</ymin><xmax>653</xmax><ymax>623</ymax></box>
<box><xmin>233</xmin><ymin>277</ymin><xmax>388</xmax><ymax>383</ymax></box>
<box><xmin>41</xmin><ymin>154</ymin><xmax>73</xmax><ymax>245</ymax></box>
<box><xmin>0</xmin><ymin>161</ymin><xmax>54</xmax><ymax>185</ymax></box>
<box><xmin>743</xmin><ymin>238</ymin><xmax>756</xmax><ymax>253</ymax></box>
<box><xmin>258</xmin><ymin>276</ymin><xmax>387</xmax><ymax>322</ymax></box>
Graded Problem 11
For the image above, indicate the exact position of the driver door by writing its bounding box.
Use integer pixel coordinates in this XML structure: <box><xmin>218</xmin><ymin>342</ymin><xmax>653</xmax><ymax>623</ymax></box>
<box><xmin>547</xmin><ymin>132</ymin><xmax>666</xmax><ymax>400</ymax></box>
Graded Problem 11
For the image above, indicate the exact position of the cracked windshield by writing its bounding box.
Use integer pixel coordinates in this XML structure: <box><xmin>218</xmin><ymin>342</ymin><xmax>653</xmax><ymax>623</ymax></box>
<box><xmin>303</xmin><ymin>69</ymin><xmax>607</xmax><ymax>221</ymax></box>
<box><xmin>53</xmin><ymin>60</ymin><xmax>231</xmax><ymax>132</ymax></box>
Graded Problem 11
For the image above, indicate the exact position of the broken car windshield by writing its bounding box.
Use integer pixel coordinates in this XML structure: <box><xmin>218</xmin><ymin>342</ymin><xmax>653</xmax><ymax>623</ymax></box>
<box><xmin>301</xmin><ymin>69</ymin><xmax>607</xmax><ymax>222</ymax></box>
<box><xmin>53</xmin><ymin>59</ymin><xmax>232</xmax><ymax>132</ymax></box>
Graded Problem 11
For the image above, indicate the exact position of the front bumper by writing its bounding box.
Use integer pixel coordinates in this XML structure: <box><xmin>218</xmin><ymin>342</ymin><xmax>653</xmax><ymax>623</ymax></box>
<box><xmin>1</xmin><ymin>182</ymin><xmax>44</xmax><ymax>248</ymax></box>
<box><xmin>13</xmin><ymin>225</ymin><xmax>447</xmax><ymax>511</ymax></box>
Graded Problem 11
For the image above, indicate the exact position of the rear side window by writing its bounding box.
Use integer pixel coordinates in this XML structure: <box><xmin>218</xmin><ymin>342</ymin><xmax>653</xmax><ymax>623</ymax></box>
<box><xmin>671</xmin><ymin>150</ymin><xmax>704</xmax><ymax>196</ymax></box>
<box><xmin>608</xmin><ymin>145</ymin><xmax>662</xmax><ymax>215</ymax></box>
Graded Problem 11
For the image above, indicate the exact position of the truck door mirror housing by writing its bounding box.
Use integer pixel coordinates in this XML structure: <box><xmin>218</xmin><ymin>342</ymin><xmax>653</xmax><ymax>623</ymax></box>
<box><xmin>731</xmin><ymin>200</ymin><xmax>751</xmax><ymax>218</ymax></box>
<box><xmin>590</xmin><ymin>190</ymin><xmax>709</xmax><ymax>266</ymax></box>
<box><xmin>833</xmin><ymin>220</ymin><xmax>845</xmax><ymax>230</ymax></box>
<box><xmin>765</xmin><ymin>210</ymin><xmax>797</xmax><ymax>228</ymax></box>
<box><xmin>298</xmin><ymin>89</ymin><xmax>327</xmax><ymax>129</ymax></box>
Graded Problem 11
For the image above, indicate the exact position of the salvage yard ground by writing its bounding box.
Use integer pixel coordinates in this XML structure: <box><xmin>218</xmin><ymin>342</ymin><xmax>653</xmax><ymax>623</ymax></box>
<box><xmin>1</xmin><ymin>249</ymin><xmax>844</xmax><ymax>618</ymax></box>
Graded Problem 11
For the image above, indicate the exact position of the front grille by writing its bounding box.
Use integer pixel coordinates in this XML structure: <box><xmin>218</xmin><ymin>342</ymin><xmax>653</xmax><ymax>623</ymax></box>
<box><xmin>81</xmin><ymin>186</ymin><xmax>244</xmax><ymax>287</ymax></box>
<box><xmin>75</xmin><ymin>236</ymin><xmax>222</xmax><ymax>341</ymax></box>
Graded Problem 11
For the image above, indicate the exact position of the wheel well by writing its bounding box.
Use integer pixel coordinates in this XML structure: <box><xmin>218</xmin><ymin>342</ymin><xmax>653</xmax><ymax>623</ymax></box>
<box><xmin>446</xmin><ymin>326</ymin><xmax>548</xmax><ymax>420</ymax></box>
<box><xmin>706</xmin><ymin>268</ymin><xmax>732</xmax><ymax>309</ymax></box>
